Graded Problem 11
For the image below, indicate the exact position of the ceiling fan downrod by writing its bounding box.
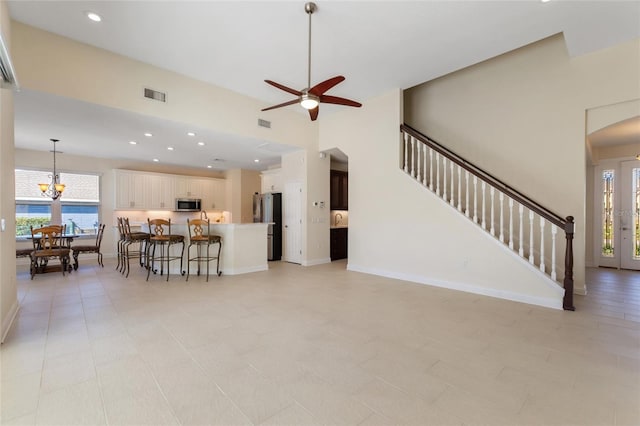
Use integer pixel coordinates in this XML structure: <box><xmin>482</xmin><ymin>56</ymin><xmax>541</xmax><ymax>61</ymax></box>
<box><xmin>305</xmin><ymin>2</ymin><xmax>317</xmax><ymax>91</ymax></box>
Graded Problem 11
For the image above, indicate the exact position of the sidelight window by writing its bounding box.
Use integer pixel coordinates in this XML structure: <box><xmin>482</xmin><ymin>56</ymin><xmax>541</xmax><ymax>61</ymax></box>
<box><xmin>602</xmin><ymin>169</ymin><xmax>615</xmax><ymax>257</ymax></box>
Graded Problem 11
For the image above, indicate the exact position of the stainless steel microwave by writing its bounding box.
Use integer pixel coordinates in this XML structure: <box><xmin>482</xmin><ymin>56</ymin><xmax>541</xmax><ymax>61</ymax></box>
<box><xmin>175</xmin><ymin>198</ymin><xmax>201</xmax><ymax>212</ymax></box>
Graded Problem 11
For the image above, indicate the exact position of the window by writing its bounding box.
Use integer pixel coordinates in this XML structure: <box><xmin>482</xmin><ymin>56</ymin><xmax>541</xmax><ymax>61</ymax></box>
<box><xmin>602</xmin><ymin>169</ymin><xmax>614</xmax><ymax>257</ymax></box>
<box><xmin>15</xmin><ymin>169</ymin><xmax>100</xmax><ymax>237</ymax></box>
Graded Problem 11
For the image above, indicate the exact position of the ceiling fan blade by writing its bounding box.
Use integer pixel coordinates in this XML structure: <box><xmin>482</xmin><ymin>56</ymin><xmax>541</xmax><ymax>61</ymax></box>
<box><xmin>320</xmin><ymin>95</ymin><xmax>362</xmax><ymax>108</ymax></box>
<box><xmin>261</xmin><ymin>98</ymin><xmax>301</xmax><ymax>112</ymax></box>
<box><xmin>309</xmin><ymin>106</ymin><xmax>319</xmax><ymax>121</ymax></box>
<box><xmin>309</xmin><ymin>76</ymin><xmax>345</xmax><ymax>96</ymax></box>
<box><xmin>264</xmin><ymin>80</ymin><xmax>302</xmax><ymax>96</ymax></box>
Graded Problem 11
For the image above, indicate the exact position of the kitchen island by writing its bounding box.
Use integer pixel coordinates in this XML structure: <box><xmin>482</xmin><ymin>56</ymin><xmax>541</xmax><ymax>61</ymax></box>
<box><xmin>208</xmin><ymin>223</ymin><xmax>270</xmax><ymax>275</ymax></box>
<box><xmin>141</xmin><ymin>222</ymin><xmax>270</xmax><ymax>276</ymax></box>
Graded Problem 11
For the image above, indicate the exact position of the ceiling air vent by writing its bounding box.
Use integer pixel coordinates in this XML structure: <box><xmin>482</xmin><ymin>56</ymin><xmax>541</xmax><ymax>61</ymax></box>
<box><xmin>0</xmin><ymin>34</ymin><xmax>19</xmax><ymax>90</ymax></box>
<box><xmin>258</xmin><ymin>118</ymin><xmax>271</xmax><ymax>129</ymax></box>
<box><xmin>144</xmin><ymin>87</ymin><xmax>166</xmax><ymax>102</ymax></box>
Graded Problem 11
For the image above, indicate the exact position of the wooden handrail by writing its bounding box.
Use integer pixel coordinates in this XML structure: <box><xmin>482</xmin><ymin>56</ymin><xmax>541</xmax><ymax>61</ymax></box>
<box><xmin>401</xmin><ymin>124</ymin><xmax>575</xmax><ymax>310</ymax></box>
<box><xmin>401</xmin><ymin>124</ymin><xmax>566</xmax><ymax>228</ymax></box>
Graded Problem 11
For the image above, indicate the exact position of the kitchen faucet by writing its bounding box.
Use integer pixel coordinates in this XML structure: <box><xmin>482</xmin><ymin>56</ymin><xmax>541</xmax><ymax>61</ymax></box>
<box><xmin>334</xmin><ymin>213</ymin><xmax>343</xmax><ymax>226</ymax></box>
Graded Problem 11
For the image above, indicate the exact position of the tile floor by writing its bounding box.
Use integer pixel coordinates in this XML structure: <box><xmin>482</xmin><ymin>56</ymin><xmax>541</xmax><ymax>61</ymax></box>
<box><xmin>1</xmin><ymin>260</ymin><xmax>639</xmax><ymax>425</ymax></box>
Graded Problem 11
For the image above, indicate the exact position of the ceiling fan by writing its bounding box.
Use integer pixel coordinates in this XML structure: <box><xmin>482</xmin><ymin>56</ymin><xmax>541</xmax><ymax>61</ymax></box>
<box><xmin>261</xmin><ymin>2</ymin><xmax>362</xmax><ymax>121</ymax></box>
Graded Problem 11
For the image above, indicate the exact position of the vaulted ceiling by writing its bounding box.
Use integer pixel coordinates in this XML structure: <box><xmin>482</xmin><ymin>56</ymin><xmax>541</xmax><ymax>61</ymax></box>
<box><xmin>8</xmin><ymin>1</ymin><xmax>640</xmax><ymax>170</ymax></box>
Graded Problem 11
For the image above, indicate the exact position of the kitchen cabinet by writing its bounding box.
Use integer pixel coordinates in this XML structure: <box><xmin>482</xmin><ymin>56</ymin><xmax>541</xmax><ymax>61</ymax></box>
<box><xmin>200</xmin><ymin>179</ymin><xmax>226</xmax><ymax>211</ymax></box>
<box><xmin>261</xmin><ymin>168</ymin><xmax>282</xmax><ymax>193</ymax></box>
<box><xmin>330</xmin><ymin>227</ymin><xmax>348</xmax><ymax>261</ymax></box>
<box><xmin>114</xmin><ymin>170</ymin><xmax>152</xmax><ymax>210</ymax></box>
<box><xmin>114</xmin><ymin>169</ymin><xmax>226</xmax><ymax>211</ymax></box>
<box><xmin>148</xmin><ymin>174</ymin><xmax>175</xmax><ymax>210</ymax></box>
<box><xmin>330</xmin><ymin>170</ymin><xmax>348</xmax><ymax>210</ymax></box>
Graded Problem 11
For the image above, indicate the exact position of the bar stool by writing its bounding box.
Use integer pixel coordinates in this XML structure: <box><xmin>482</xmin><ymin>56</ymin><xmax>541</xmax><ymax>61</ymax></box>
<box><xmin>146</xmin><ymin>218</ymin><xmax>185</xmax><ymax>281</ymax></box>
<box><xmin>186</xmin><ymin>218</ymin><xmax>222</xmax><ymax>282</ymax></box>
<box><xmin>118</xmin><ymin>218</ymin><xmax>150</xmax><ymax>278</ymax></box>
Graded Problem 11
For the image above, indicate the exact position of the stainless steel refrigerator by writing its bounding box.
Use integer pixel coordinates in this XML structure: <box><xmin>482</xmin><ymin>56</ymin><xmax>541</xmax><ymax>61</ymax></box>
<box><xmin>253</xmin><ymin>192</ymin><xmax>282</xmax><ymax>261</ymax></box>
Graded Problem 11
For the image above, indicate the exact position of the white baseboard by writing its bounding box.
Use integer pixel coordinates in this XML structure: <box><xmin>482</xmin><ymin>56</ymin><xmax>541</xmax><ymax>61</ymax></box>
<box><xmin>223</xmin><ymin>264</ymin><xmax>269</xmax><ymax>275</ymax></box>
<box><xmin>302</xmin><ymin>258</ymin><xmax>331</xmax><ymax>266</ymax></box>
<box><xmin>1</xmin><ymin>300</ymin><xmax>19</xmax><ymax>344</ymax></box>
<box><xmin>347</xmin><ymin>263</ymin><xmax>563</xmax><ymax>310</ymax></box>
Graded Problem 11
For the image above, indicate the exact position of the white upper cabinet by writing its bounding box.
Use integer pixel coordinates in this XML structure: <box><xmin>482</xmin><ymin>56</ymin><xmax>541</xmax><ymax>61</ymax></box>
<box><xmin>114</xmin><ymin>170</ymin><xmax>226</xmax><ymax>211</ymax></box>
<box><xmin>114</xmin><ymin>170</ymin><xmax>152</xmax><ymax>210</ymax></box>
<box><xmin>148</xmin><ymin>174</ymin><xmax>175</xmax><ymax>210</ymax></box>
<box><xmin>261</xmin><ymin>168</ymin><xmax>282</xmax><ymax>193</ymax></box>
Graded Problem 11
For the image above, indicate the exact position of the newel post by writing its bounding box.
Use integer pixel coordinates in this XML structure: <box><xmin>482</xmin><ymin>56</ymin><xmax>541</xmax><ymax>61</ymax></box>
<box><xmin>563</xmin><ymin>216</ymin><xmax>575</xmax><ymax>311</ymax></box>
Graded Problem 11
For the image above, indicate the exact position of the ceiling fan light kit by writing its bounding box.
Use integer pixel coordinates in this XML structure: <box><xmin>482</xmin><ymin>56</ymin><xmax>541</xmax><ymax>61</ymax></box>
<box><xmin>262</xmin><ymin>2</ymin><xmax>361</xmax><ymax>121</ymax></box>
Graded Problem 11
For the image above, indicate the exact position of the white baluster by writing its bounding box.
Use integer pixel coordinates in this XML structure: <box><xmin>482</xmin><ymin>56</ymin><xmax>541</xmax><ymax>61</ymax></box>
<box><xmin>422</xmin><ymin>144</ymin><xmax>428</xmax><ymax>186</ymax></box>
<box><xmin>529</xmin><ymin>211</ymin><xmax>535</xmax><ymax>264</ymax></box>
<box><xmin>481</xmin><ymin>182</ymin><xmax>487</xmax><ymax>230</ymax></box>
<box><xmin>473</xmin><ymin>176</ymin><xmax>478</xmax><ymax>223</ymax></box>
<box><xmin>403</xmin><ymin>132</ymin><xmax>409</xmax><ymax>173</ymax></box>
<box><xmin>508</xmin><ymin>199</ymin><xmax>514</xmax><ymax>249</ymax></box>
<box><xmin>457</xmin><ymin>166</ymin><xmax>462</xmax><ymax>211</ymax></box>
<box><xmin>539</xmin><ymin>217</ymin><xmax>546</xmax><ymax>273</ymax></box>
<box><xmin>551</xmin><ymin>225</ymin><xmax>557</xmax><ymax>281</ymax></box>
<box><xmin>436</xmin><ymin>153</ymin><xmax>440</xmax><ymax>196</ymax></box>
<box><xmin>429</xmin><ymin>149</ymin><xmax>434</xmax><ymax>191</ymax></box>
<box><xmin>450</xmin><ymin>161</ymin><xmax>455</xmax><ymax>206</ymax></box>
<box><xmin>416</xmin><ymin>142</ymin><xmax>421</xmax><ymax>183</ymax></box>
<box><xmin>410</xmin><ymin>136</ymin><xmax>416</xmax><ymax>178</ymax></box>
<box><xmin>465</xmin><ymin>171</ymin><xmax>470</xmax><ymax>217</ymax></box>
<box><xmin>519</xmin><ymin>205</ymin><xmax>524</xmax><ymax>257</ymax></box>
<box><xmin>443</xmin><ymin>157</ymin><xmax>448</xmax><ymax>201</ymax></box>
<box><xmin>499</xmin><ymin>193</ymin><xmax>504</xmax><ymax>243</ymax></box>
<box><xmin>490</xmin><ymin>187</ymin><xmax>495</xmax><ymax>236</ymax></box>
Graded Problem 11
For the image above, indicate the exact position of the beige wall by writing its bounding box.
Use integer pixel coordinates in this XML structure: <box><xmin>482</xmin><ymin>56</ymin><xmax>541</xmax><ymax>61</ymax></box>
<box><xmin>0</xmin><ymin>0</ymin><xmax>17</xmax><ymax>342</ymax></box>
<box><xmin>223</xmin><ymin>168</ymin><xmax>261</xmax><ymax>224</ymax></box>
<box><xmin>404</xmin><ymin>34</ymin><xmax>640</xmax><ymax>294</ymax></box>
<box><xmin>320</xmin><ymin>89</ymin><xmax>564</xmax><ymax>308</ymax></box>
<box><xmin>11</xmin><ymin>22</ymin><xmax>317</xmax><ymax>152</ymax></box>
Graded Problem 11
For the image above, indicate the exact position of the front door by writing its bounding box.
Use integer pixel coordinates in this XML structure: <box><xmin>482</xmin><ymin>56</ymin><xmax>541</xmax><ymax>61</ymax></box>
<box><xmin>595</xmin><ymin>160</ymin><xmax>640</xmax><ymax>270</ymax></box>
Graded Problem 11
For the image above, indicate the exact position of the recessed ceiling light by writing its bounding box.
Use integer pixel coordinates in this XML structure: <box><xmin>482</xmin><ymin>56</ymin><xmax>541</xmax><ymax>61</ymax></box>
<box><xmin>153</xmin><ymin>158</ymin><xmax>159</xmax><ymax>162</ymax></box>
<box><xmin>540</xmin><ymin>0</ymin><xmax>551</xmax><ymax>2</ymax></box>
<box><xmin>86</xmin><ymin>12</ymin><xmax>102</xmax><ymax>22</ymax></box>
<box><xmin>129</xmin><ymin>141</ymin><xmax>137</xmax><ymax>145</ymax></box>
<box><xmin>187</xmin><ymin>132</ymin><xmax>196</xmax><ymax>136</ymax></box>
<box><xmin>167</xmin><ymin>146</ymin><xmax>174</xmax><ymax>151</ymax></box>
<box><xmin>144</xmin><ymin>132</ymin><xmax>153</xmax><ymax>137</ymax></box>
<box><xmin>207</xmin><ymin>165</ymin><xmax>212</xmax><ymax>169</ymax></box>
<box><xmin>254</xmin><ymin>159</ymin><xmax>260</xmax><ymax>163</ymax></box>
<box><xmin>197</xmin><ymin>141</ymin><xmax>205</xmax><ymax>146</ymax></box>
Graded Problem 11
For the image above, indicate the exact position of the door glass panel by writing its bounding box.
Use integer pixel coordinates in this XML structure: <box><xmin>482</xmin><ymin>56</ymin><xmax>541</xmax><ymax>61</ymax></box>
<box><xmin>602</xmin><ymin>169</ymin><xmax>615</xmax><ymax>257</ymax></box>
<box><xmin>633</xmin><ymin>168</ymin><xmax>640</xmax><ymax>259</ymax></box>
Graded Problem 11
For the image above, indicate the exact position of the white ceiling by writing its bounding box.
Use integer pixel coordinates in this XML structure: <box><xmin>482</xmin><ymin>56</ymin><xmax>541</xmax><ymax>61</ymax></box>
<box><xmin>8</xmin><ymin>0</ymin><xmax>640</xmax><ymax>170</ymax></box>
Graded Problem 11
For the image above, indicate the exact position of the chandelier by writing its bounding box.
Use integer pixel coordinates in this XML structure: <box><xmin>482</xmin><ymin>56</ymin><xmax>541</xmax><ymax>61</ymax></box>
<box><xmin>38</xmin><ymin>138</ymin><xmax>65</xmax><ymax>200</ymax></box>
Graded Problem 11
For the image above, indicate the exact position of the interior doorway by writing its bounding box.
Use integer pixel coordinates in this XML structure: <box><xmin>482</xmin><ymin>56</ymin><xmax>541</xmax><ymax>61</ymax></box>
<box><xmin>325</xmin><ymin>148</ymin><xmax>349</xmax><ymax>263</ymax></box>
<box><xmin>594</xmin><ymin>160</ymin><xmax>640</xmax><ymax>270</ymax></box>
<box><xmin>586</xmin><ymin>99</ymin><xmax>640</xmax><ymax>271</ymax></box>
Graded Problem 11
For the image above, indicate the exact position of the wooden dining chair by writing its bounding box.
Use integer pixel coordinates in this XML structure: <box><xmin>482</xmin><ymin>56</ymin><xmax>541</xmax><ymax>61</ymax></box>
<box><xmin>71</xmin><ymin>223</ymin><xmax>106</xmax><ymax>270</ymax></box>
<box><xmin>29</xmin><ymin>225</ymin><xmax>71</xmax><ymax>279</ymax></box>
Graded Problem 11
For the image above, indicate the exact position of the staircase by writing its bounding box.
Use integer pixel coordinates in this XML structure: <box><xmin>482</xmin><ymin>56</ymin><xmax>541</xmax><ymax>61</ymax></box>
<box><xmin>400</xmin><ymin>124</ymin><xmax>575</xmax><ymax>310</ymax></box>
